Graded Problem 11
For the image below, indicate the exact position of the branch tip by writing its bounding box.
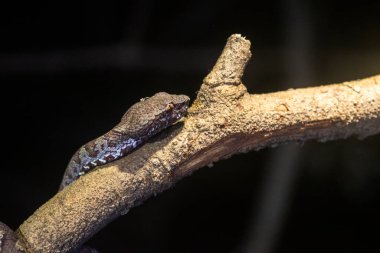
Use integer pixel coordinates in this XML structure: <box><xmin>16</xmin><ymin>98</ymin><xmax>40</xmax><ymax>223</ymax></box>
<box><xmin>203</xmin><ymin>34</ymin><xmax>252</xmax><ymax>87</ymax></box>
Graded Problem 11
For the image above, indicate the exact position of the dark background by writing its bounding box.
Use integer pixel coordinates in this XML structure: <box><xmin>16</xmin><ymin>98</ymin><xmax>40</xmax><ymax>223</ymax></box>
<box><xmin>1</xmin><ymin>1</ymin><xmax>379</xmax><ymax>252</ymax></box>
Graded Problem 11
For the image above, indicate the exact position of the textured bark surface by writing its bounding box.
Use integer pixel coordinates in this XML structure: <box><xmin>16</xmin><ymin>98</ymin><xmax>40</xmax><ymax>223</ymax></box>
<box><xmin>14</xmin><ymin>34</ymin><xmax>380</xmax><ymax>253</ymax></box>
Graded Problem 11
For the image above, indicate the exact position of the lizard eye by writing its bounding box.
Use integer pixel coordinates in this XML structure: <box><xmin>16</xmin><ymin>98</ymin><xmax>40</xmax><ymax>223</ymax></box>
<box><xmin>166</xmin><ymin>102</ymin><xmax>174</xmax><ymax>110</ymax></box>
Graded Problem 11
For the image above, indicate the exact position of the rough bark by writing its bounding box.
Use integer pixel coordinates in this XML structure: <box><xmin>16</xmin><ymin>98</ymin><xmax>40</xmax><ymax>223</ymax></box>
<box><xmin>11</xmin><ymin>34</ymin><xmax>380</xmax><ymax>253</ymax></box>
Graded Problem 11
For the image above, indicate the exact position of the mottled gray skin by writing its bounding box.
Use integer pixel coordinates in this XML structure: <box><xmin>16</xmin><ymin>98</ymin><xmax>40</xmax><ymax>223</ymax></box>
<box><xmin>0</xmin><ymin>222</ymin><xmax>25</xmax><ymax>253</ymax></box>
<box><xmin>59</xmin><ymin>92</ymin><xmax>189</xmax><ymax>191</ymax></box>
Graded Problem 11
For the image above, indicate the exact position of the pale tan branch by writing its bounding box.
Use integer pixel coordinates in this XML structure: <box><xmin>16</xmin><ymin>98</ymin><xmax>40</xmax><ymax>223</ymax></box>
<box><xmin>16</xmin><ymin>34</ymin><xmax>380</xmax><ymax>253</ymax></box>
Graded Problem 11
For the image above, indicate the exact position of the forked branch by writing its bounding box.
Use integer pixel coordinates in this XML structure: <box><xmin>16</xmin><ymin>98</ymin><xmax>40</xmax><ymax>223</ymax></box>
<box><xmin>10</xmin><ymin>34</ymin><xmax>380</xmax><ymax>253</ymax></box>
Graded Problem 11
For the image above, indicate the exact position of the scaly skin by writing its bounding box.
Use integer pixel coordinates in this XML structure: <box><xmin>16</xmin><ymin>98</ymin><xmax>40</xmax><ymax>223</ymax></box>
<box><xmin>59</xmin><ymin>92</ymin><xmax>189</xmax><ymax>190</ymax></box>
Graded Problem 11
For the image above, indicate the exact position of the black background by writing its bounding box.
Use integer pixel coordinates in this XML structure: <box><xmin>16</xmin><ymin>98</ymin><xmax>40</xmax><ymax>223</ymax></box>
<box><xmin>0</xmin><ymin>1</ymin><xmax>379</xmax><ymax>252</ymax></box>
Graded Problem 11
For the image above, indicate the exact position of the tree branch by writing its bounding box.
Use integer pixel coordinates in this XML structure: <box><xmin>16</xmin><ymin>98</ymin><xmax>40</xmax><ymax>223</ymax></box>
<box><xmin>14</xmin><ymin>34</ymin><xmax>380</xmax><ymax>253</ymax></box>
